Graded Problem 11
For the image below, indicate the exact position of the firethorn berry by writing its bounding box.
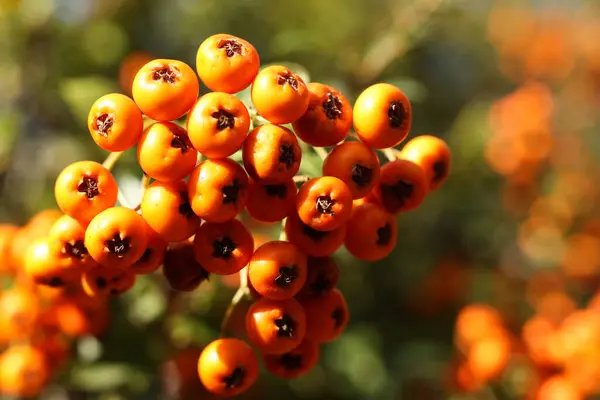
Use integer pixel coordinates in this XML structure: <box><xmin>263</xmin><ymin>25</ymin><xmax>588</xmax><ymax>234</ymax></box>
<box><xmin>353</xmin><ymin>83</ymin><xmax>412</xmax><ymax>149</ymax></box>
<box><xmin>344</xmin><ymin>201</ymin><xmax>398</xmax><ymax>261</ymax></box>
<box><xmin>54</xmin><ymin>161</ymin><xmax>118</xmax><ymax>224</ymax></box>
<box><xmin>246</xmin><ymin>178</ymin><xmax>297</xmax><ymax>223</ymax></box>
<box><xmin>81</xmin><ymin>264</ymin><xmax>136</xmax><ymax>298</ymax></box>
<box><xmin>186</xmin><ymin>92</ymin><xmax>251</xmax><ymax>159</ymax></box>
<box><xmin>0</xmin><ymin>344</ymin><xmax>49</xmax><ymax>398</ymax></box>
<box><xmin>48</xmin><ymin>214</ymin><xmax>93</xmax><ymax>269</ymax></box>
<box><xmin>0</xmin><ymin>287</ymin><xmax>40</xmax><ymax>341</ymax></box>
<box><xmin>87</xmin><ymin>93</ymin><xmax>144</xmax><ymax>152</ymax></box>
<box><xmin>242</xmin><ymin>124</ymin><xmax>302</xmax><ymax>183</ymax></box>
<box><xmin>251</xmin><ymin>65</ymin><xmax>310</xmax><ymax>124</ymax></box>
<box><xmin>248</xmin><ymin>241</ymin><xmax>308</xmax><ymax>301</ymax></box>
<box><xmin>197</xmin><ymin>338</ymin><xmax>259</xmax><ymax>397</ymax></box>
<box><xmin>132</xmin><ymin>58</ymin><xmax>199</xmax><ymax>121</ymax></box>
<box><xmin>284</xmin><ymin>212</ymin><xmax>347</xmax><ymax>257</ymax></box>
<box><xmin>292</xmin><ymin>82</ymin><xmax>352</xmax><ymax>147</ymax></box>
<box><xmin>246</xmin><ymin>297</ymin><xmax>307</xmax><ymax>355</ymax></box>
<box><xmin>24</xmin><ymin>237</ymin><xmax>83</xmax><ymax>288</ymax></box>
<box><xmin>118</xmin><ymin>51</ymin><xmax>154</xmax><ymax>96</ymax></box>
<box><xmin>193</xmin><ymin>219</ymin><xmax>254</xmax><ymax>275</ymax></box>
<box><xmin>297</xmin><ymin>256</ymin><xmax>340</xmax><ymax>298</ymax></box>
<box><xmin>163</xmin><ymin>239</ymin><xmax>210</xmax><ymax>291</ymax></box>
<box><xmin>187</xmin><ymin>158</ymin><xmax>249</xmax><ymax>223</ymax></box>
<box><xmin>262</xmin><ymin>339</ymin><xmax>320</xmax><ymax>379</ymax></box>
<box><xmin>84</xmin><ymin>207</ymin><xmax>150</xmax><ymax>269</ymax></box>
<box><xmin>400</xmin><ymin>135</ymin><xmax>451</xmax><ymax>191</ymax></box>
<box><xmin>137</xmin><ymin>122</ymin><xmax>198</xmax><ymax>182</ymax></box>
<box><xmin>369</xmin><ymin>159</ymin><xmax>428</xmax><ymax>214</ymax></box>
<box><xmin>322</xmin><ymin>141</ymin><xmax>381</xmax><ymax>199</ymax></box>
<box><xmin>0</xmin><ymin>224</ymin><xmax>17</xmax><ymax>273</ymax></box>
<box><xmin>141</xmin><ymin>180</ymin><xmax>200</xmax><ymax>242</ymax></box>
<box><xmin>296</xmin><ymin>176</ymin><xmax>353</xmax><ymax>231</ymax></box>
<box><xmin>195</xmin><ymin>34</ymin><xmax>260</xmax><ymax>94</ymax></box>
<box><xmin>300</xmin><ymin>288</ymin><xmax>349</xmax><ymax>343</ymax></box>
<box><xmin>131</xmin><ymin>230</ymin><xmax>167</xmax><ymax>275</ymax></box>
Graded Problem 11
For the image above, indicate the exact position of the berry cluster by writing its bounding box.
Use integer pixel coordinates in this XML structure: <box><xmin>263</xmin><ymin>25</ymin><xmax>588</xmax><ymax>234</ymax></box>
<box><xmin>4</xmin><ymin>33</ymin><xmax>451</xmax><ymax>397</ymax></box>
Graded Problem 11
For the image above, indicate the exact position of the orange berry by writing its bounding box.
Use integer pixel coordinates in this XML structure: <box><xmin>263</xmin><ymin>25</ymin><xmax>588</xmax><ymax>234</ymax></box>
<box><xmin>248</xmin><ymin>241</ymin><xmax>308</xmax><ymax>301</ymax></box>
<box><xmin>466</xmin><ymin>332</ymin><xmax>511</xmax><ymax>382</ymax></box>
<box><xmin>137</xmin><ymin>122</ymin><xmax>198</xmax><ymax>182</ymax></box>
<box><xmin>344</xmin><ymin>201</ymin><xmax>397</xmax><ymax>261</ymax></box>
<box><xmin>197</xmin><ymin>338</ymin><xmax>259</xmax><ymax>397</ymax></box>
<box><xmin>292</xmin><ymin>82</ymin><xmax>352</xmax><ymax>146</ymax></box>
<box><xmin>0</xmin><ymin>224</ymin><xmax>18</xmax><ymax>274</ymax></box>
<box><xmin>188</xmin><ymin>158</ymin><xmax>249</xmax><ymax>223</ymax></box>
<box><xmin>369</xmin><ymin>159</ymin><xmax>427</xmax><ymax>214</ymax></box>
<box><xmin>196</xmin><ymin>34</ymin><xmax>260</xmax><ymax>94</ymax></box>
<box><xmin>263</xmin><ymin>339</ymin><xmax>319</xmax><ymax>379</ymax></box>
<box><xmin>87</xmin><ymin>93</ymin><xmax>144</xmax><ymax>151</ymax></box>
<box><xmin>353</xmin><ymin>83</ymin><xmax>412</xmax><ymax>149</ymax></box>
<box><xmin>48</xmin><ymin>214</ymin><xmax>94</xmax><ymax>269</ymax></box>
<box><xmin>296</xmin><ymin>176</ymin><xmax>353</xmax><ymax>231</ymax></box>
<box><xmin>537</xmin><ymin>375</ymin><xmax>582</xmax><ymax>400</ymax></box>
<box><xmin>297</xmin><ymin>256</ymin><xmax>340</xmax><ymax>298</ymax></box>
<box><xmin>0</xmin><ymin>287</ymin><xmax>40</xmax><ymax>342</ymax></box>
<box><xmin>131</xmin><ymin>229</ymin><xmax>167</xmax><ymax>275</ymax></box>
<box><xmin>0</xmin><ymin>344</ymin><xmax>49</xmax><ymax>398</ymax></box>
<box><xmin>23</xmin><ymin>237</ymin><xmax>84</xmax><ymax>288</ymax></box>
<box><xmin>400</xmin><ymin>135</ymin><xmax>451</xmax><ymax>191</ymax></box>
<box><xmin>132</xmin><ymin>58</ymin><xmax>199</xmax><ymax>121</ymax></box>
<box><xmin>84</xmin><ymin>207</ymin><xmax>150</xmax><ymax>269</ymax></box>
<box><xmin>118</xmin><ymin>50</ymin><xmax>154</xmax><ymax>96</ymax></box>
<box><xmin>300</xmin><ymin>288</ymin><xmax>348</xmax><ymax>343</ymax></box>
<box><xmin>81</xmin><ymin>264</ymin><xmax>136</xmax><ymax>298</ymax></box>
<box><xmin>186</xmin><ymin>92</ymin><xmax>250</xmax><ymax>159</ymax></box>
<box><xmin>54</xmin><ymin>161</ymin><xmax>118</xmax><ymax>224</ymax></box>
<box><xmin>246</xmin><ymin>297</ymin><xmax>307</xmax><ymax>355</ymax></box>
<box><xmin>141</xmin><ymin>180</ymin><xmax>200</xmax><ymax>242</ymax></box>
<box><xmin>251</xmin><ymin>65</ymin><xmax>309</xmax><ymax>124</ymax></box>
<box><xmin>193</xmin><ymin>219</ymin><xmax>254</xmax><ymax>275</ymax></box>
<box><xmin>284</xmin><ymin>211</ymin><xmax>346</xmax><ymax>257</ymax></box>
<box><xmin>163</xmin><ymin>239</ymin><xmax>210</xmax><ymax>292</ymax></box>
<box><xmin>246</xmin><ymin>178</ymin><xmax>297</xmax><ymax>223</ymax></box>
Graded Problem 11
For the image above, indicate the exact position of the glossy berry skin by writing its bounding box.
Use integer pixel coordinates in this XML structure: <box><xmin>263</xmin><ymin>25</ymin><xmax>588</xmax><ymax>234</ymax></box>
<box><xmin>248</xmin><ymin>241</ymin><xmax>308</xmax><ymax>301</ymax></box>
<box><xmin>246</xmin><ymin>297</ymin><xmax>307</xmax><ymax>355</ymax></box>
<box><xmin>163</xmin><ymin>239</ymin><xmax>210</xmax><ymax>292</ymax></box>
<box><xmin>24</xmin><ymin>237</ymin><xmax>85</xmax><ymax>288</ymax></box>
<box><xmin>48</xmin><ymin>214</ymin><xmax>94</xmax><ymax>270</ymax></box>
<box><xmin>187</xmin><ymin>158</ymin><xmax>249</xmax><ymax>223</ymax></box>
<box><xmin>292</xmin><ymin>82</ymin><xmax>352</xmax><ymax>147</ymax></box>
<box><xmin>353</xmin><ymin>83</ymin><xmax>412</xmax><ymax>149</ymax></box>
<box><xmin>84</xmin><ymin>207</ymin><xmax>150</xmax><ymax>269</ymax></box>
<box><xmin>344</xmin><ymin>201</ymin><xmax>398</xmax><ymax>261</ymax></box>
<box><xmin>263</xmin><ymin>339</ymin><xmax>320</xmax><ymax>379</ymax></box>
<box><xmin>197</xmin><ymin>338</ymin><xmax>259</xmax><ymax>397</ymax></box>
<box><xmin>54</xmin><ymin>161</ymin><xmax>118</xmax><ymax>224</ymax></box>
<box><xmin>323</xmin><ymin>141</ymin><xmax>381</xmax><ymax>199</ymax></box>
<box><xmin>300</xmin><ymin>288</ymin><xmax>349</xmax><ymax>343</ymax></box>
<box><xmin>242</xmin><ymin>124</ymin><xmax>302</xmax><ymax>183</ymax></box>
<box><xmin>251</xmin><ymin>65</ymin><xmax>310</xmax><ymax>124</ymax></box>
<box><xmin>132</xmin><ymin>58</ymin><xmax>199</xmax><ymax>121</ymax></box>
<box><xmin>137</xmin><ymin>122</ymin><xmax>198</xmax><ymax>182</ymax></box>
<box><xmin>399</xmin><ymin>135</ymin><xmax>451</xmax><ymax>192</ymax></box>
<box><xmin>284</xmin><ymin>212</ymin><xmax>346</xmax><ymax>257</ymax></box>
<box><xmin>246</xmin><ymin>178</ymin><xmax>297</xmax><ymax>223</ymax></box>
<box><xmin>369</xmin><ymin>159</ymin><xmax>427</xmax><ymax>214</ymax></box>
<box><xmin>81</xmin><ymin>264</ymin><xmax>136</xmax><ymax>298</ymax></box>
<box><xmin>130</xmin><ymin>229</ymin><xmax>167</xmax><ymax>275</ymax></box>
<box><xmin>186</xmin><ymin>92</ymin><xmax>251</xmax><ymax>159</ymax></box>
<box><xmin>87</xmin><ymin>93</ymin><xmax>144</xmax><ymax>151</ymax></box>
<box><xmin>196</xmin><ymin>34</ymin><xmax>260</xmax><ymax>94</ymax></box>
<box><xmin>141</xmin><ymin>180</ymin><xmax>200</xmax><ymax>243</ymax></box>
<box><xmin>297</xmin><ymin>256</ymin><xmax>340</xmax><ymax>298</ymax></box>
<box><xmin>296</xmin><ymin>176</ymin><xmax>353</xmax><ymax>231</ymax></box>
<box><xmin>193</xmin><ymin>219</ymin><xmax>254</xmax><ymax>275</ymax></box>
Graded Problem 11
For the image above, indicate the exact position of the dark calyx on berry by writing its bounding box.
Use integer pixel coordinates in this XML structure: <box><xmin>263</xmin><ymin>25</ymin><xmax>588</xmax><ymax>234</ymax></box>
<box><xmin>94</xmin><ymin>113</ymin><xmax>114</xmax><ymax>137</ymax></box>
<box><xmin>388</xmin><ymin>100</ymin><xmax>406</xmax><ymax>128</ymax></box>
<box><xmin>280</xmin><ymin>353</ymin><xmax>303</xmax><ymax>370</ymax></box>
<box><xmin>277</xmin><ymin>72</ymin><xmax>299</xmax><ymax>90</ymax></box>
<box><xmin>264</xmin><ymin>183</ymin><xmax>287</xmax><ymax>199</ymax></box>
<box><xmin>275</xmin><ymin>314</ymin><xmax>297</xmax><ymax>338</ymax></box>
<box><xmin>212</xmin><ymin>109</ymin><xmax>235</xmax><ymax>131</ymax></box>
<box><xmin>171</xmin><ymin>134</ymin><xmax>191</xmax><ymax>154</ymax></box>
<box><xmin>322</xmin><ymin>92</ymin><xmax>343</xmax><ymax>120</ymax></box>
<box><xmin>301</xmin><ymin>222</ymin><xmax>328</xmax><ymax>241</ymax></box>
<box><xmin>351</xmin><ymin>164</ymin><xmax>373</xmax><ymax>188</ymax></box>
<box><xmin>212</xmin><ymin>236</ymin><xmax>237</xmax><ymax>259</ymax></box>
<box><xmin>137</xmin><ymin>248</ymin><xmax>152</xmax><ymax>264</ymax></box>
<box><xmin>63</xmin><ymin>240</ymin><xmax>88</xmax><ymax>260</ymax></box>
<box><xmin>222</xmin><ymin>367</ymin><xmax>245</xmax><ymax>389</ymax></box>
<box><xmin>376</xmin><ymin>223</ymin><xmax>392</xmax><ymax>246</ymax></box>
<box><xmin>45</xmin><ymin>277</ymin><xmax>63</xmax><ymax>287</ymax></box>
<box><xmin>274</xmin><ymin>265</ymin><xmax>298</xmax><ymax>287</ymax></box>
<box><xmin>217</xmin><ymin>39</ymin><xmax>243</xmax><ymax>57</ymax></box>
<box><xmin>96</xmin><ymin>277</ymin><xmax>107</xmax><ymax>289</ymax></box>
<box><xmin>178</xmin><ymin>201</ymin><xmax>196</xmax><ymax>219</ymax></box>
<box><xmin>222</xmin><ymin>179</ymin><xmax>241</xmax><ymax>204</ymax></box>
<box><xmin>310</xmin><ymin>274</ymin><xmax>332</xmax><ymax>295</ymax></box>
<box><xmin>331</xmin><ymin>307</ymin><xmax>345</xmax><ymax>328</ymax></box>
<box><xmin>433</xmin><ymin>160</ymin><xmax>447</xmax><ymax>182</ymax></box>
<box><xmin>77</xmin><ymin>176</ymin><xmax>100</xmax><ymax>199</ymax></box>
<box><xmin>279</xmin><ymin>144</ymin><xmax>296</xmax><ymax>169</ymax></box>
<box><xmin>381</xmin><ymin>180</ymin><xmax>413</xmax><ymax>208</ymax></box>
<box><xmin>316</xmin><ymin>195</ymin><xmax>335</xmax><ymax>215</ymax></box>
<box><xmin>152</xmin><ymin>65</ymin><xmax>180</xmax><ymax>84</ymax></box>
<box><xmin>104</xmin><ymin>233</ymin><xmax>131</xmax><ymax>258</ymax></box>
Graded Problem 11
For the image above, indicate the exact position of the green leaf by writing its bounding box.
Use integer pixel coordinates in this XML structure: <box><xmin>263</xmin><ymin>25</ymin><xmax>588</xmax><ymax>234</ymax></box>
<box><xmin>69</xmin><ymin>363</ymin><xmax>147</xmax><ymax>392</ymax></box>
<box><xmin>298</xmin><ymin>151</ymin><xmax>322</xmax><ymax>177</ymax></box>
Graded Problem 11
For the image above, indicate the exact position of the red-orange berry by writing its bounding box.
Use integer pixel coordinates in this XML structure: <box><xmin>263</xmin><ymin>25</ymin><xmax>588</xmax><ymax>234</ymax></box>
<box><xmin>131</xmin><ymin>229</ymin><xmax>167</xmax><ymax>275</ymax></box>
<box><xmin>344</xmin><ymin>201</ymin><xmax>397</xmax><ymax>261</ymax></box>
<box><xmin>297</xmin><ymin>256</ymin><xmax>340</xmax><ymax>298</ymax></box>
<box><xmin>296</xmin><ymin>176</ymin><xmax>353</xmax><ymax>231</ymax></box>
<box><xmin>262</xmin><ymin>340</ymin><xmax>320</xmax><ymax>379</ymax></box>
<box><xmin>81</xmin><ymin>264</ymin><xmax>136</xmax><ymax>298</ymax></box>
<box><xmin>193</xmin><ymin>219</ymin><xmax>254</xmax><ymax>275</ymax></box>
<box><xmin>246</xmin><ymin>178</ymin><xmax>297</xmax><ymax>223</ymax></box>
<box><xmin>400</xmin><ymin>135</ymin><xmax>451</xmax><ymax>191</ymax></box>
<box><xmin>48</xmin><ymin>214</ymin><xmax>94</xmax><ymax>269</ymax></box>
<box><xmin>87</xmin><ymin>93</ymin><xmax>144</xmax><ymax>151</ymax></box>
<box><xmin>369</xmin><ymin>159</ymin><xmax>427</xmax><ymax>214</ymax></box>
<box><xmin>301</xmin><ymin>288</ymin><xmax>349</xmax><ymax>343</ymax></box>
<box><xmin>163</xmin><ymin>239</ymin><xmax>210</xmax><ymax>292</ymax></box>
<box><xmin>284</xmin><ymin>212</ymin><xmax>346</xmax><ymax>257</ymax></box>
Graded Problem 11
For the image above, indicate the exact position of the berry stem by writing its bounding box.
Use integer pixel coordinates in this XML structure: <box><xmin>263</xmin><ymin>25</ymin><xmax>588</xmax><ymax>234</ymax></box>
<box><xmin>314</xmin><ymin>147</ymin><xmax>328</xmax><ymax>161</ymax></box>
<box><xmin>293</xmin><ymin>175</ymin><xmax>311</xmax><ymax>183</ymax></box>
<box><xmin>279</xmin><ymin>218</ymin><xmax>287</xmax><ymax>241</ymax></box>
<box><xmin>381</xmin><ymin>148</ymin><xmax>401</xmax><ymax>162</ymax></box>
<box><xmin>102</xmin><ymin>151</ymin><xmax>124</xmax><ymax>171</ymax></box>
<box><xmin>220</xmin><ymin>266</ymin><xmax>249</xmax><ymax>337</ymax></box>
<box><xmin>133</xmin><ymin>174</ymin><xmax>151</xmax><ymax>212</ymax></box>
